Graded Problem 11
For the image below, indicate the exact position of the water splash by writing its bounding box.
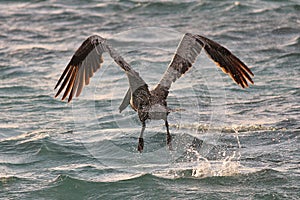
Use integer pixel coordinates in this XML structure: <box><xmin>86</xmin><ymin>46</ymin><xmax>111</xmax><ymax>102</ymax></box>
<box><xmin>191</xmin><ymin>128</ymin><xmax>242</xmax><ymax>178</ymax></box>
<box><xmin>191</xmin><ymin>149</ymin><xmax>241</xmax><ymax>178</ymax></box>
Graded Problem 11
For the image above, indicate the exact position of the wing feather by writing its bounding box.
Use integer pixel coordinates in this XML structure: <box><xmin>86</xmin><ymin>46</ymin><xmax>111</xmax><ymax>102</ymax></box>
<box><xmin>70</xmin><ymin>67</ymin><xmax>81</xmax><ymax>99</ymax></box>
<box><xmin>152</xmin><ymin>33</ymin><xmax>202</xmax><ymax>99</ymax></box>
<box><xmin>54</xmin><ymin>65</ymin><xmax>71</xmax><ymax>90</ymax></box>
<box><xmin>76</xmin><ymin>65</ymin><xmax>85</xmax><ymax>97</ymax></box>
<box><xmin>66</xmin><ymin>67</ymin><xmax>78</xmax><ymax>101</ymax></box>
<box><xmin>153</xmin><ymin>33</ymin><xmax>254</xmax><ymax>99</ymax></box>
<box><xmin>62</xmin><ymin>67</ymin><xmax>76</xmax><ymax>101</ymax></box>
<box><xmin>54</xmin><ymin>35</ymin><xmax>145</xmax><ymax>102</ymax></box>
<box><xmin>196</xmin><ymin>35</ymin><xmax>254</xmax><ymax>87</ymax></box>
<box><xmin>55</xmin><ymin>65</ymin><xmax>74</xmax><ymax>98</ymax></box>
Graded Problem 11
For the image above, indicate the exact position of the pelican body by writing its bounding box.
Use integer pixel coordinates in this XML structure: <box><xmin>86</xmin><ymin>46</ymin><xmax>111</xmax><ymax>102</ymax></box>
<box><xmin>54</xmin><ymin>33</ymin><xmax>254</xmax><ymax>152</ymax></box>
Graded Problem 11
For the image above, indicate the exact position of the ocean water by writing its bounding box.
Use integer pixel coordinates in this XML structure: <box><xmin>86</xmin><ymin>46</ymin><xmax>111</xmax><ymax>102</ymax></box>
<box><xmin>0</xmin><ymin>0</ymin><xmax>299</xmax><ymax>199</ymax></box>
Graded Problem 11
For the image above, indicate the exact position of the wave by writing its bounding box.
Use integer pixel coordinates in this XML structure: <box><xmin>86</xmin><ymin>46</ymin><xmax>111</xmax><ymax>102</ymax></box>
<box><xmin>170</xmin><ymin>123</ymin><xmax>283</xmax><ymax>133</ymax></box>
<box><xmin>45</xmin><ymin>166</ymin><xmax>287</xmax><ymax>186</ymax></box>
<box><xmin>0</xmin><ymin>130</ymin><xmax>94</xmax><ymax>166</ymax></box>
<box><xmin>1</xmin><ymin>167</ymin><xmax>294</xmax><ymax>199</ymax></box>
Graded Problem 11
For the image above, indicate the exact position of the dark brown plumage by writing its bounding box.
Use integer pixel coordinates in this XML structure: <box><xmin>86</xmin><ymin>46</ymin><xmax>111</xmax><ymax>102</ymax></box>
<box><xmin>54</xmin><ymin>33</ymin><xmax>254</xmax><ymax>152</ymax></box>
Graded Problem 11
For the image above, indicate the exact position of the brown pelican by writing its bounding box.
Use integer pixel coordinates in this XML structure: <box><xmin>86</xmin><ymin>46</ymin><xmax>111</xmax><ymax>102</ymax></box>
<box><xmin>54</xmin><ymin>33</ymin><xmax>254</xmax><ymax>152</ymax></box>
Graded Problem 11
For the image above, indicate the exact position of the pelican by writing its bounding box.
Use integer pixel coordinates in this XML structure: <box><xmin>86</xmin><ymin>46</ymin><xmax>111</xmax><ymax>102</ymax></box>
<box><xmin>54</xmin><ymin>33</ymin><xmax>254</xmax><ymax>152</ymax></box>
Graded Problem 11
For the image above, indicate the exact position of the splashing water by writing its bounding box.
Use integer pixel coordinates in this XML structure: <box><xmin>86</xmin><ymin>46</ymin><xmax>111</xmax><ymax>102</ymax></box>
<box><xmin>191</xmin><ymin>150</ymin><xmax>241</xmax><ymax>178</ymax></box>
<box><xmin>191</xmin><ymin>127</ymin><xmax>242</xmax><ymax>178</ymax></box>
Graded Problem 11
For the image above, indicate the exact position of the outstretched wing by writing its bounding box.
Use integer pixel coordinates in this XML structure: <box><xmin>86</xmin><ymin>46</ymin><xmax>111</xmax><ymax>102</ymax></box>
<box><xmin>195</xmin><ymin>34</ymin><xmax>254</xmax><ymax>87</ymax></box>
<box><xmin>152</xmin><ymin>33</ymin><xmax>254</xmax><ymax>100</ymax></box>
<box><xmin>54</xmin><ymin>35</ymin><xmax>145</xmax><ymax>102</ymax></box>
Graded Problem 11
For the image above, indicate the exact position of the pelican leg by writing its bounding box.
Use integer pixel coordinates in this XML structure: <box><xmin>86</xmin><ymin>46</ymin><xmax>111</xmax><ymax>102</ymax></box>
<box><xmin>165</xmin><ymin>120</ymin><xmax>172</xmax><ymax>150</ymax></box>
<box><xmin>138</xmin><ymin>121</ymin><xmax>146</xmax><ymax>153</ymax></box>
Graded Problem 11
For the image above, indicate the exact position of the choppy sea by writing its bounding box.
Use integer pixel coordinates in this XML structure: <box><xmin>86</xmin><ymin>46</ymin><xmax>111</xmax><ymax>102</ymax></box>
<box><xmin>1</xmin><ymin>0</ymin><xmax>299</xmax><ymax>199</ymax></box>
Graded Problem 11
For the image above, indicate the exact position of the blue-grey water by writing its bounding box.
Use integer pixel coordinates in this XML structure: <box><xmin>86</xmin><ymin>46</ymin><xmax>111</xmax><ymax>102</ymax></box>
<box><xmin>1</xmin><ymin>0</ymin><xmax>299</xmax><ymax>199</ymax></box>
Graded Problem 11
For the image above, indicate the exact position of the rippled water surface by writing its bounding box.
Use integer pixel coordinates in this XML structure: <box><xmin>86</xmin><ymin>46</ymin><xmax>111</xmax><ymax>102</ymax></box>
<box><xmin>1</xmin><ymin>0</ymin><xmax>299</xmax><ymax>199</ymax></box>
